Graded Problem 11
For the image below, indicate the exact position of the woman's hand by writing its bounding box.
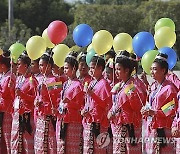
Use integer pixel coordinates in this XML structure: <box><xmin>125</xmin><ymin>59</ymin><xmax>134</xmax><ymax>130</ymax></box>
<box><xmin>81</xmin><ymin>108</ymin><xmax>88</xmax><ymax>117</ymax></box>
<box><xmin>171</xmin><ymin>127</ymin><xmax>179</xmax><ymax>137</ymax></box>
<box><xmin>141</xmin><ymin>107</ymin><xmax>156</xmax><ymax>117</ymax></box>
<box><xmin>62</xmin><ymin>98</ymin><xmax>70</xmax><ymax>104</ymax></box>
<box><xmin>16</xmin><ymin>88</ymin><xmax>22</xmax><ymax>97</ymax></box>
<box><xmin>86</xmin><ymin>88</ymin><xmax>94</xmax><ymax>96</ymax></box>
<box><xmin>107</xmin><ymin>111</ymin><xmax>113</xmax><ymax>120</ymax></box>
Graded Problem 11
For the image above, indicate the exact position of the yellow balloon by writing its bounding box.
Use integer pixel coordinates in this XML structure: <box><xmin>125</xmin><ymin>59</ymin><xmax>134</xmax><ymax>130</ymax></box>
<box><xmin>154</xmin><ymin>27</ymin><xmax>176</xmax><ymax>49</ymax></box>
<box><xmin>0</xmin><ymin>48</ymin><xmax>3</xmax><ymax>55</ymax></box>
<box><xmin>26</xmin><ymin>36</ymin><xmax>46</xmax><ymax>60</ymax></box>
<box><xmin>87</xmin><ymin>43</ymin><xmax>92</xmax><ymax>52</ymax></box>
<box><xmin>92</xmin><ymin>30</ymin><xmax>113</xmax><ymax>55</ymax></box>
<box><xmin>113</xmin><ymin>33</ymin><xmax>133</xmax><ymax>53</ymax></box>
<box><xmin>52</xmin><ymin>44</ymin><xmax>70</xmax><ymax>67</ymax></box>
<box><xmin>42</xmin><ymin>29</ymin><xmax>55</xmax><ymax>48</ymax></box>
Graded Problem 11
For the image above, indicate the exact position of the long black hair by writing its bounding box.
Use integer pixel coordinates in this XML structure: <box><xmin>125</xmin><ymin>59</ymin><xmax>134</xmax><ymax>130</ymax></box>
<box><xmin>129</xmin><ymin>53</ymin><xmax>138</xmax><ymax>73</ymax></box>
<box><xmin>0</xmin><ymin>50</ymin><xmax>11</xmax><ymax>68</ymax></box>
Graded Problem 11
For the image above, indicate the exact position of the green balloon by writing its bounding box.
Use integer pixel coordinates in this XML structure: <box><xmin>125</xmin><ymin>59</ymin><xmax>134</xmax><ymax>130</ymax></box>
<box><xmin>86</xmin><ymin>48</ymin><xmax>96</xmax><ymax>66</ymax></box>
<box><xmin>155</xmin><ymin>18</ymin><xmax>175</xmax><ymax>32</ymax></box>
<box><xmin>9</xmin><ymin>43</ymin><xmax>26</xmax><ymax>63</ymax></box>
<box><xmin>141</xmin><ymin>50</ymin><xmax>159</xmax><ymax>75</ymax></box>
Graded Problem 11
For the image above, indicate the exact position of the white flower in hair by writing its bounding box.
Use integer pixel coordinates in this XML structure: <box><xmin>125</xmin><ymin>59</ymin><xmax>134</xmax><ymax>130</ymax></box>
<box><xmin>43</xmin><ymin>52</ymin><xmax>50</xmax><ymax>57</ymax></box>
<box><xmin>155</xmin><ymin>55</ymin><xmax>167</xmax><ymax>62</ymax></box>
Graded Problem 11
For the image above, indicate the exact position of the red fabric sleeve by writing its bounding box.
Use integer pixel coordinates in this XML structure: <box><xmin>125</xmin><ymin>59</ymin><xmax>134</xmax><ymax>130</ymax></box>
<box><xmin>67</xmin><ymin>91</ymin><xmax>84</xmax><ymax>110</ymax></box>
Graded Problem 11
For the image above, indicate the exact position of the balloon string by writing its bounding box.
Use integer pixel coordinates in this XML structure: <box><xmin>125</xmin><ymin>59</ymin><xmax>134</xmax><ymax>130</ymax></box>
<box><xmin>112</xmin><ymin>63</ymin><xmax>115</xmax><ymax>87</ymax></box>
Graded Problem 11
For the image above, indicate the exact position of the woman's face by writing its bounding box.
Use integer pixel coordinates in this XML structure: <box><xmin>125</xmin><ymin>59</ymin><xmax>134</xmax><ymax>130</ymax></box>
<box><xmin>78</xmin><ymin>61</ymin><xmax>89</xmax><ymax>77</ymax></box>
<box><xmin>30</xmin><ymin>60</ymin><xmax>39</xmax><ymax>74</ymax></box>
<box><xmin>150</xmin><ymin>62</ymin><xmax>165</xmax><ymax>81</ymax></box>
<box><xmin>64</xmin><ymin>62</ymin><xmax>74</xmax><ymax>78</ymax></box>
<box><xmin>105</xmin><ymin>67</ymin><xmax>113</xmax><ymax>81</ymax></box>
<box><xmin>39</xmin><ymin>59</ymin><xmax>51</xmax><ymax>74</ymax></box>
<box><xmin>17</xmin><ymin>60</ymin><xmax>27</xmax><ymax>75</ymax></box>
<box><xmin>89</xmin><ymin>62</ymin><xmax>102</xmax><ymax>78</ymax></box>
<box><xmin>115</xmin><ymin>63</ymin><xmax>128</xmax><ymax>81</ymax></box>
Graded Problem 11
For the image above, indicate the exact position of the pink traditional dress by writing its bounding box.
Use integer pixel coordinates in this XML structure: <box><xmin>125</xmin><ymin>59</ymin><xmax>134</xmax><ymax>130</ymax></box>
<box><xmin>33</xmin><ymin>73</ymin><xmax>41</xmax><ymax>126</ymax></box>
<box><xmin>110</xmin><ymin>77</ymin><xmax>144</xmax><ymax>154</ymax></box>
<box><xmin>82</xmin><ymin>77</ymin><xmax>112</xmax><ymax>153</ymax></box>
<box><xmin>34</xmin><ymin>75</ymin><xmax>62</xmax><ymax>154</ymax></box>
<box><xmin>166</xmin><ymin>72</ymin><xmax>180</xmax><ymax>90</ymax></box>
<box><xmin>172</xmin><ymin>91</ymin><xmax>180</xmax><ymax>154</ymax></box>
<box><xmin>145</xmin><ymin>79</ymin><xmax>178</xmax><ymax>154</ymax></box>
<box><xmin>56</xmin><ymin>78</ymin><xmax>84</xmax><ymax>154</ymax></box>
<box><xmin>11</xmin><ymin>74</ymin><xmax>38</xmax><ymax>154</ymax></box>
<box><xmin>0</xmin><ymin>71</ymin><xmax>15</xmax><ymax>154</ymax></box>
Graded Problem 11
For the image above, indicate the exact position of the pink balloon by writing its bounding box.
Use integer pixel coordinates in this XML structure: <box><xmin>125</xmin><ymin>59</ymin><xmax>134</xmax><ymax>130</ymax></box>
<box><xmin>47</xmin><ymin>20</ymin><xmax>68</xmax><ymax>44</ymax></box>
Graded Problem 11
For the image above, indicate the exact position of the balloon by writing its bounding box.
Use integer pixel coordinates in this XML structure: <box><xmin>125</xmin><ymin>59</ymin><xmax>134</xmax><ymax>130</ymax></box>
<box><xmin>0</xmin><ymin>48</ymin><xmax>3</xmax><ymax>55</ymax></box>
<box><xmin>42</xmin><ymin>29</ymin><xmax>55</xmax><ymax>48</ymax></box>
<box><xmin>26</xmin><ymin>36</ymin><xmax>46</xmax><ymax>60</ymax></box>
<box><xmin>141</xmin><ymin>50</ymin><xmax>159</xmax><ymax>75</ymax></box>
<box><xmin>86</xmin><ymin>48</ymin><xmax>96</xmax><ymax>66</ymax></box>
<box><xmin>73</xmin><ymin>24</ymin><xmax>93</xmax><ymax>47</ymax></box>
<box><xmin>132</xmin><ymin>32</ymin><xmax>155</xmax><ymax>58</ymax></box>
<box><xmin>47</xmin><ymin>20</ymin><xmax>68</xmax><ymax>44</ymax></box>
<box><xmin>113</xmin><ymin>33</ymin><xmax>133</xmax><ymax>53</ymax></box>
<box><xmin>159</xmin><ymin>47</ymin><xmax>177</xmax><ymax>70</ymax></box>
<box><xmin>92</xmin><ymin>30</ymin><xmax>113</xmax><ymax>55</ymax></box>
<box><xmin>52</xmin><ymin>44</ymin><xmax>70</xmax><ymax>67</ymax></box>
<box><xmin>155</xmin><ymin>18</ymin><xmax>175</xmax><ymax>32</ymax></box>
<box><xmin>87</xmin><ymin>44</ymin><xmax>93</xmax><ymax>52</ymax></box>
<box><xmin>154</xmin><ymin>27</ymin><xmax>176</xmax><ymax>49</ymax></box>
<box><xmin>9</xmin><ymin>43</ymin><xmax>26</xmax><ymax>63</ymax></box>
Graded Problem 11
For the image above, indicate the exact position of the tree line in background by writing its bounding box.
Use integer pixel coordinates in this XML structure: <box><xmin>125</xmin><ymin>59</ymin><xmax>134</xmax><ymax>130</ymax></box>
<box><xmin>0</xmin><ymin>0</ymin><xmax>180</xmax><ymax>63</ymax></box>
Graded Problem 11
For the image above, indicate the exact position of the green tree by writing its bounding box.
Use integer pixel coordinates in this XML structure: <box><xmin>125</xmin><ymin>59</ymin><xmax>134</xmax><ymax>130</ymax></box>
<box><xmin>14</xmin><ymin>0</ymin><xmax>74</xmax><ymax>34</ymax></box>
<box><xmin>0</xmin><ymin>0</ymin><xmax>8</xmax><ymax>24</ymax></box>
<box><xmin>0</xmin><ymin>19</ymin><xmax>32</xmax><ymax>50</ymax></box>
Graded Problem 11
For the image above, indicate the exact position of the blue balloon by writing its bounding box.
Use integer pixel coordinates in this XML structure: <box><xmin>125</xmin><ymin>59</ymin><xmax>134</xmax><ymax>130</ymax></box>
<box><xmin>159</xmin><ymin>47</ymin><xmax>177</xmax><ymax>69</ymax></box>
<box><xmin>132</xmin><ymin>32</ymin><xmax>155</xmax><ymax>57</ymax></box>
<box><xmin>73</xmin><ymin>24</ymin><xmax>93</xmax><ymax>47</ymax></box>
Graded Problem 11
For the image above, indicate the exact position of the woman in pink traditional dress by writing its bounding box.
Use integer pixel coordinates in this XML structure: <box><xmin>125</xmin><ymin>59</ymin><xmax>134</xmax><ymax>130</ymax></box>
<box><xmin>78</xmin><ymin>52</ymin><xmax>91</xmax><ymax>86</ymax></box>
<box><xmin>81</xmin><ymin>55</ymin><xmax>112</xmax><ymax>153</ymax></box>
<box><xmin>141</xmin><ymin>53</ymin><xmax>178</xmax><ymax>154</ymax></box>
<box><xmin>172</xmin><ymin>91</ymin><xmax>180</xmax><ymax>154</ymax></box>
<box><xmin>30</xmin><ymin>58</ymin><xmax>41</xmax><ymax>127</ymax></box>
<box><xmin>11</xmin><ymin>52</ymin><xmax>38</xmax><ymax>154</ymax></box>
<box><xmin>0</xmin><ymin>51</ymin><xmax>15</xmax><ymax>154</ymax></box>
<box><xmin>56</xmin><ymin>52</ymin><xmax>84</xmax><ymax>154</ymax></box>
<box><xmin>107</xmin><ymin>51</ymin><xmax>144</xmax><ymax>154</ymax></box>
<box><xmin>34</xmin><ymin>53</ymin><xmax>62</xmax><ymax>154</ymax></box>
<box><xmin>166</xmin><ymin>71</ymin><xmax>180</xmax><ymax>90</ymax></box>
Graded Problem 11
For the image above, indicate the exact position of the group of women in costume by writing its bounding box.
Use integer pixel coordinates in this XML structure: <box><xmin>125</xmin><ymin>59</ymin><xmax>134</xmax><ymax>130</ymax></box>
<box><xmin>0</xmin><ymin>49</ymin><xmax>179</xmax><ymax>154</ymax></box>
